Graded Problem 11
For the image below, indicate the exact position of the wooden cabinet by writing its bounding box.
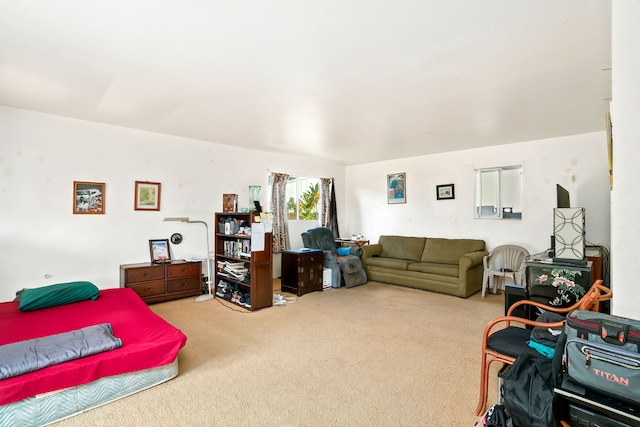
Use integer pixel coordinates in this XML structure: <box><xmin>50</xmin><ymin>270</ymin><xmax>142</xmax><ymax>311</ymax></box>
<box><xmin>281</xmin><ymin>249</ymin><xmax>323</xmax><ymax>297</ymax></box>
<box><xmin>214</xmin><ymin>212</ymin><xmax>273</xmax><ymax>311</ymax></box>
<box><xmin>526</xmin><ymin>260</ymin><xmax>592</xmax><ymax>308</ymax></box>
<box><xmin>120</xmin><ymin>260</ymin><xmax>202</xmax><ymax>304</ymax></box>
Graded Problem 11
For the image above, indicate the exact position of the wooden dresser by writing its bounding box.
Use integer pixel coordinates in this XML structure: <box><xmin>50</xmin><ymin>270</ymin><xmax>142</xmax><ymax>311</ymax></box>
<box><xmin>281</xmin><ymin>248</ymin><xmax>323</xmax><ymax>297</ymax></box>
<box><xmin>120</xmin><ymin>260</ymin><xmax>202</xmax><ymax>303</ymax></box>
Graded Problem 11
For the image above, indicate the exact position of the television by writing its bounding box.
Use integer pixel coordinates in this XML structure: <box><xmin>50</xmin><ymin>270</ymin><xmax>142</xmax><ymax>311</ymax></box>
<box><xmin>556</xmin><ymin>184</ymin><xmax>570</xmax><ymax>208</ymax></box>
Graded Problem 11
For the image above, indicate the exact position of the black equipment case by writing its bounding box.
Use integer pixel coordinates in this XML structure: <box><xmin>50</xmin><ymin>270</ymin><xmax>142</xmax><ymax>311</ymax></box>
<box><xmin>563</xmin><ymin>310</ymin><xmax>640</xmax><ymax>405</ymax></box>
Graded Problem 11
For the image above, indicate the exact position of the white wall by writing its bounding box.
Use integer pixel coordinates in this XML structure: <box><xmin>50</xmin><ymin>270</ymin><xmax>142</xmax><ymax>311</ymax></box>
<box><xmin>0</xmin><ymin>106</ymin><xmax>620</xmax><ymax>308</ymax></box>
<box><xmin>610</xmin><ymin>1</ymin><xmax>640</xmax><ymax>318</ymax></box>
<box><xmin>344</xmin><ymin>133</ymin><xmax>611</xmax><ymax>257</ymax></box>
<box><xmin>0</xmin><ymin>106</ymin><xmax>344</xmax><ymax>302</ymax></box>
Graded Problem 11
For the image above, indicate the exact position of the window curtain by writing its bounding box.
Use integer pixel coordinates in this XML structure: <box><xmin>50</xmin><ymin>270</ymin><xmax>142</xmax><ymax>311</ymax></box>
<box><xmin>321</xmin><ymin>177</ymin><xmax>340</xmax><ymax>239</ymax></box>
<box><xmin>270</xmin><ymin>172</ymin><xmax>290</xmax><ymax>253</ymax></box>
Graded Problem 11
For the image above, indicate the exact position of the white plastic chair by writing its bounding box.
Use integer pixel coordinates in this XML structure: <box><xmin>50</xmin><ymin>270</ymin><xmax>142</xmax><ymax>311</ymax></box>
<box><xmin>482</xmin><ymin>245</ymin><xmax>529</xmax><ymax>298</ymax></box>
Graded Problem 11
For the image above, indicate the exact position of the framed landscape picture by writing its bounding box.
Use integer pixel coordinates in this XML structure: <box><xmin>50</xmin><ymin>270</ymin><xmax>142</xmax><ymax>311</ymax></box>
<box><xmin>73</xmin><ymin>181</ymin><xmax>105</xmax><ymax>214</ymax></box>
<box><xmin>135</xmin><ymin>181</ymin><xmax>161</xmax><ymax>211</ymax></box>
<box><xmin>387</xmin><ymin>173</ymin><xmax>406</xmax><ymax>204</ymax></box>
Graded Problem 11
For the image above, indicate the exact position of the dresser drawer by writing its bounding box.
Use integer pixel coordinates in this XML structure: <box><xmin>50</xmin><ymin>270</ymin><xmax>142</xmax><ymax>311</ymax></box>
<box><xmin>127</xmin><ymin>280</ymin><xmax>165</xmax><ymax>298</ymax></box>
<box><xmin>125</xmin><ymin>265</ymin><xmax>165</xmax><ymax>283</ymax></box>
<box><xmin>167</xmin><ymin>276</ymin><xmax>201</xmax><ymax>293</ymax></box>
<box><xmin>167</xmin><ymin>262</ymin><xmax>201</xmax><ymax>279</ymax></box>
<box><xmin>297</xmin><ymin>253</ymin><xmax>322</xmax><ymax>266</ymax></box>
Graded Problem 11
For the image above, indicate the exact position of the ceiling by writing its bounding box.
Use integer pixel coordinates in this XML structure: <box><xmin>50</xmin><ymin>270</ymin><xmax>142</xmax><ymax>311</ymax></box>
<box><xmin>0</xmin><ymin>1</ymin><xmax>612</xmax><ymax>165</ymax></box>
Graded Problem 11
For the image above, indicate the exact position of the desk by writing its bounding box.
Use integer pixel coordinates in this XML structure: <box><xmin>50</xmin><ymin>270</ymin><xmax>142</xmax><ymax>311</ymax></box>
<box><xmin>335</xmin><ymin>238</ymin><xmax>369</xmax><ymax>247</ymax></box>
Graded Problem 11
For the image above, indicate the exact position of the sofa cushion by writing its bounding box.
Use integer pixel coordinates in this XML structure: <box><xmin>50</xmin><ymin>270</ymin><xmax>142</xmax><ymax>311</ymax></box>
<box><xmin>365</xmin><ymin>257</ymin><xmax>413</xmax><ymax>271</ymax></box>
<box><xmin>407</xmin><ymin>262</ymin><xmax>459</xmax><ymax>278</ymax></box>
<box><xmin>379</xmin><ymin>236</ymin><xmax>426</xmax><ymax>261</ymax></box>
<box><xmin>421</xmin><ymin>238</ymin><xmax>486</xmax><ymax>264</ymax></box>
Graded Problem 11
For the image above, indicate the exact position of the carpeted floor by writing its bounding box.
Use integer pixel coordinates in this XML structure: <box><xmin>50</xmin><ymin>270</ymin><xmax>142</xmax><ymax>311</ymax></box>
<box><xmin>52</xmin><ymin>281</ymin><xmax>504</xmax><ymax>426</ymax></box>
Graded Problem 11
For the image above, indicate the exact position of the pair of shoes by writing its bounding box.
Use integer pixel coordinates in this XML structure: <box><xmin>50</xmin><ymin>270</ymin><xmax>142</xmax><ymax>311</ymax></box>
<box><xmin>239</xmin><ymin>293</ymin><xmax>251</xmax><ymax>308</ymax></box>
<box><xmin>231</xmin><ymin>291</ymin><xmax>242</xmax><ymax>303</ymax></box>
<box><xmin>273</xmin><ymin>294</ymin><xmax>286</xmax><ymax>306</ymax></box>
<box><xmin>215</xmin><ymin>280</ymin><xmax>228</xmax><ymax>297</ymax></box>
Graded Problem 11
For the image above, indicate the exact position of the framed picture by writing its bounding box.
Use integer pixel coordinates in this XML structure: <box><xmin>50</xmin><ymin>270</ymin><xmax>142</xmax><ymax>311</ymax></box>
<box><xmin>436</xmin><ymin>184</ymin><xmax>455</xmax><ymax>200</ymax></box>
<box><xmin>135</xmin><ymin>181</ymin><xmax>161</xmax><ymax>211</ymax></box>
<box><xmin>73</xmin><ymin>181</ymin><xmax>105</xmax><ymax>214</ymax></box>
<box><xmin>222</xmin><ymin>193</ymin><xmax>238</xmax><ymax>213</ymax></box>
<box><xmin>149</xmin><ymin>239</ymin><xmax>171</xmax><ymax>263</ymax></box>
<box><xmin>387</xmin><ymin>173</ymin><xmax>406</xmax><ymax>204</ymax></box>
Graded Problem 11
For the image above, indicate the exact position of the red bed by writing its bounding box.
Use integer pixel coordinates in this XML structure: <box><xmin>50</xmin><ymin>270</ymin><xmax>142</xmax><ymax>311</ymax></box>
<box><xmin>0</xmin><ymin>287</ymin><xmax>187</xmax><ymax>407</ymax></box>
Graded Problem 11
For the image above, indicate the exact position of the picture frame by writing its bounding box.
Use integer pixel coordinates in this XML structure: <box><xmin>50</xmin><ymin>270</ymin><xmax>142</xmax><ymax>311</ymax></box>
<box><xmin>73</xmin><ymin>181</ymin><xmax>105</xmax><ymax>214</ymax></box>
<box><xmin>134</xmin><ymin>181</ymin><xmax>161</xmax><ymax>211</ymax></box>
<box><xmin>149</xmin><ymin>239</ymin><xmax>171</xmax><ymax>263</ymax></box>
<box><xmin>436</xmin><ymin>184</ymin><xmax>455</xmax><ymax>200</ymax></box>
<box><xmin>387</xmin><ymin>173</ymin><xmax>406</xmax><ymax>204</ymax></box>
<box><xmin>222</xmin><ymin>193</ymin><xmax>238</xmax><ymax>213</ymax></box>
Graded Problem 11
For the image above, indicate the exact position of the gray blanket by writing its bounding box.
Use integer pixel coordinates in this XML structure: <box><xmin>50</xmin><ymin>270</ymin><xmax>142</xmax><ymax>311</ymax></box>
<box><xmin>0</xmin><ymin>323</ymin><xmax>122</xmax><ymax>380</ymax></box>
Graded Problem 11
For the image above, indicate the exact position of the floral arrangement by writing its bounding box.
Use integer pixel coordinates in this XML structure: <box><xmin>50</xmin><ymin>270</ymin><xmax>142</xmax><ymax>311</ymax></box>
<box><xmin>533</xmin><ymin>268</ymin><xmax>586</xmax><ymax>306</ymax></box>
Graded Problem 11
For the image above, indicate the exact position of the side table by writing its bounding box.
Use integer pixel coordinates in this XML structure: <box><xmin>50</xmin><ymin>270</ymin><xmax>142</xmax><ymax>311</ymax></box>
<box><xmin>335</xmin><ymin>238</ymin><xmax>370</xmax><ymax>247</ymax></box>
<box><xmin>281</xmin><ymin>249</ymin><xmax>323</xmax><ymax>296</ymax></box>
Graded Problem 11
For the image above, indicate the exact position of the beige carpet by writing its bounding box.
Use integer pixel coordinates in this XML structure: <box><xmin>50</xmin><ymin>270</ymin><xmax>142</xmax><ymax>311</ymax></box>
<box><xmin>53</xmin><ymin>281</ymin><xmax>504</xmax><ymax>426</ymax></box>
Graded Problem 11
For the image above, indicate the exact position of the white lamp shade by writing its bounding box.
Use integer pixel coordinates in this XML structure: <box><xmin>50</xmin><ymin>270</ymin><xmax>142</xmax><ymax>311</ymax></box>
<box><xmin>553</xmin><ymin>208</ymin><xmax>585</xmax><ymax>260</ymax></box>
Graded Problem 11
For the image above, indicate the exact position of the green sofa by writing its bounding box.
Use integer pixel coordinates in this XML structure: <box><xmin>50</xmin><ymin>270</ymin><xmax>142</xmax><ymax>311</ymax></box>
<box><xmin>361</xmin><ymin>235</ymin><xmax>488</xmax><ymax>297</ymax></box>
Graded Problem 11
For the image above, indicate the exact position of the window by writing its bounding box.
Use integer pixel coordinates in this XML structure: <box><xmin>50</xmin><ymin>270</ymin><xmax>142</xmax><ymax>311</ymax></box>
<box><xmin>286</xmin><ymin>176</ymin><xmax>321</xmax><ymax>220</ymax></box>
<box><xmin>474</xmin><ymin>166</ymin><xmax>522</xmax><ymax>219</ymax></box>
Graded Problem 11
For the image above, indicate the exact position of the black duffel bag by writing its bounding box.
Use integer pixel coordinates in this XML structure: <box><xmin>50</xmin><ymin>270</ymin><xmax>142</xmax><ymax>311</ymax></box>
<box><xmin>503</xmin><ymin>354</ymin><xmax>556</xmax><ymax>427</ymax></box>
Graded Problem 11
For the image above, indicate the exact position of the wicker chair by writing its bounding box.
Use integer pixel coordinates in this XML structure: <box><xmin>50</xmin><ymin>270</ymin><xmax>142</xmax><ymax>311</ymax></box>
<box><xmin>474</xmin><ymin>280</ymin><xmax>612</xmax><ymax>416</ymax></box>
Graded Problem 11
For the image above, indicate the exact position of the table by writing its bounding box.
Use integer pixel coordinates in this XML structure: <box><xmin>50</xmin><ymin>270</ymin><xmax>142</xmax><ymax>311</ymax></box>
<box><xmin>335</xmin><ymin>238</ymin><xmax>370</xmax><ymax>247</ymax></box>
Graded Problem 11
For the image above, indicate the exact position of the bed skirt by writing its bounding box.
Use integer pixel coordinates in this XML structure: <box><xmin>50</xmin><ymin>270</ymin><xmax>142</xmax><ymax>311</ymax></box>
<box><xmin>0</xmin><ymin>357</ymin><xmax>179</xmax><ymax>427</ymax></box>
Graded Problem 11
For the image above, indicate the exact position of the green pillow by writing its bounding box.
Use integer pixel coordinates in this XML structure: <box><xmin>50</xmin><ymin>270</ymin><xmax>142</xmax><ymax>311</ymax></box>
<box><xmin>17</xmin><ymin>281</ymin><xmax>100</xmax><ymax>311</ymax></box>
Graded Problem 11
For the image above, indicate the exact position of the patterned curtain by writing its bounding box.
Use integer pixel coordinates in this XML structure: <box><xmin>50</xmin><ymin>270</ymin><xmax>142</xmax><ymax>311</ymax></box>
<box><xmin>270</xmin><ymin>172</ymin><xmax>290</xmax><ymax>253</ymax></box>
<box><xmin>321</xmin><ymin>177</ymin><xmax>340</xmax><ymax>239</ymax></box>
<box><xmin>321</xmin><ymin>178</ymin><xmax>331</xmax><ymax>227</ymax></box>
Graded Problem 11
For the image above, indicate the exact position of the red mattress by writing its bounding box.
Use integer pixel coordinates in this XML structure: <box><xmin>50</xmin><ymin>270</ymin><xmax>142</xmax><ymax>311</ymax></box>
<box><xmin>0</xmin><ymin>288</ymin><xmax>187</xmax><ymax>406</ymax></box>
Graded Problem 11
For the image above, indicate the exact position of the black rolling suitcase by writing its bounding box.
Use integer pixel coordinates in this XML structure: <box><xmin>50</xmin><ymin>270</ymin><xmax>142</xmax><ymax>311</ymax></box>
<box><xmin>563</xmin><ymin>310</ymin><xmax>640</xmax><ymax>405</ymax></box>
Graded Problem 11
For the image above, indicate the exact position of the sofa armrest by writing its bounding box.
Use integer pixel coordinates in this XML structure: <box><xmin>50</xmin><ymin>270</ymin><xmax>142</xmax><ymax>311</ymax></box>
<box><xmin>459</xmin><ymin>250</ymin><xmax>488</xmax><ymax>269</ymax></box>
<box><xmin>362</xmin><ymin>244</ymin><xmax>382</xmax><ymax>260</ymax></box>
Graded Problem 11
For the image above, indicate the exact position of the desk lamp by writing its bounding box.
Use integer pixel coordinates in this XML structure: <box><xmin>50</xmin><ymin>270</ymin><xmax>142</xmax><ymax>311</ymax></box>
<box><xmin>163</xmin><ymin>217</ymin><xmax>213</xmax><ymax>302</ymax></box>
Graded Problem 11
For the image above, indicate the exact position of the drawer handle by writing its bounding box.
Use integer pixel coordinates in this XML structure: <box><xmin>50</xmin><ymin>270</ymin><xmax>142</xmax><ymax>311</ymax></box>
<box><xmin>143</xmin><ymin>273</ymin><xmax>151</xmax><ymax>277</ymax></box>
<box><xmin>143</xmin><ymin>287</ymin><xmax>152</xmax><ymax>293</ymax></box>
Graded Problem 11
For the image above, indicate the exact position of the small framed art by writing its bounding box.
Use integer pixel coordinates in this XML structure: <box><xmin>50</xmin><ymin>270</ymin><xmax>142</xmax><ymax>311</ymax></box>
<box><xmin>436</xmin><ymin>184</ymin><xmax>455</xmax><ymax>200</ymax></box>
<box><xmin>387</xmin><ymin>173</ymin><xmax>406</xmax><ymax>204</ymax></box>
<box><xmin>73</xmin><ymin>181</ymin><xmax>105</xmax><ymax>214</ymax></box>
<box><xmin>222</xmin><ymin>193</ymin><xmax>238</xmax><ymax>213</ymax></box>
<box><xmin>149</xmin><ymin>239</ymin><xmax>171</xmax><ymax>263</ymax></box>
<box><xmin>135</xmin><ymin>181</ymin><xmax>161</xmax><ymax>211</ymax></box>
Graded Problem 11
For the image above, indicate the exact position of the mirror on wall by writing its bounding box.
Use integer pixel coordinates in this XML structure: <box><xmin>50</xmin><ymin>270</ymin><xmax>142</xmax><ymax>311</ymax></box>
<box><xmin>474</xmin><ymin>165</ymin><xmax>522</xmax><ymax>219</ymax></box>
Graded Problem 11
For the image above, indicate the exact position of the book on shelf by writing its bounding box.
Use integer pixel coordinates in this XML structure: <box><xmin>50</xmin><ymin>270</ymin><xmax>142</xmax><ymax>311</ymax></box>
<box><xmin>222</xmin><ymin>194</ymin><xmax>238</xmax><ymax>213</ymax></box>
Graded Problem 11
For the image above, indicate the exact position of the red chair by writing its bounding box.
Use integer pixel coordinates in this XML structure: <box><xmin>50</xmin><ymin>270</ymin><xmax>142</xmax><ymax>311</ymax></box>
<box><xmin>474</xmin><ymin>280</ymin><xmax>612</xmax><ymax>416</ymax></box>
